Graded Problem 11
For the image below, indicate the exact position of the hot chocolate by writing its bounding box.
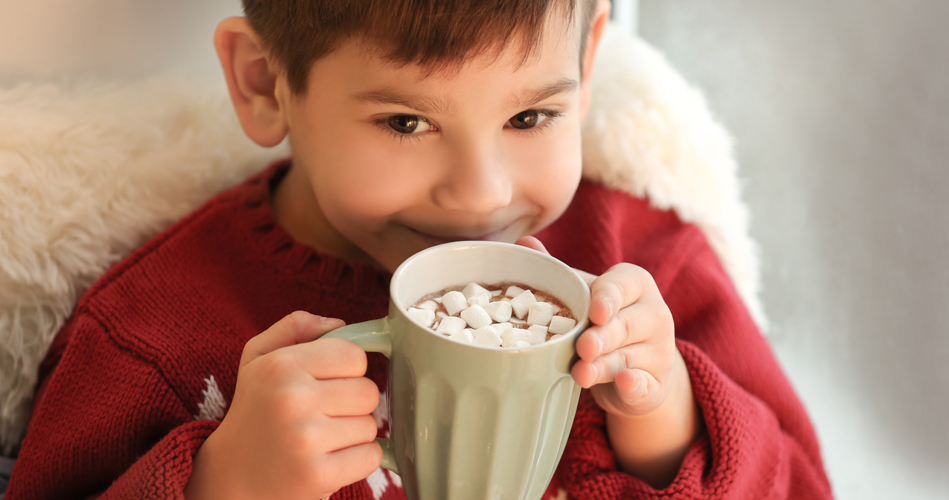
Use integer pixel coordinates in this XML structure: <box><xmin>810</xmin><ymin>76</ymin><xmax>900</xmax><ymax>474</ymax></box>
<box><xmin>407</xmin><ymin>282</ymin><xmax>577</xmax><ymax>348</ymax></box>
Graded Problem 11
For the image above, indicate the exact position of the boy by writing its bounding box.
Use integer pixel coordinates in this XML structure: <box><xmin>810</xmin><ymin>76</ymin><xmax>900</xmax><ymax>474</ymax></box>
<box><xmin>7</xmin><ymin>0</ymin><xmax>833</xmax><ymax>499</ymax></box>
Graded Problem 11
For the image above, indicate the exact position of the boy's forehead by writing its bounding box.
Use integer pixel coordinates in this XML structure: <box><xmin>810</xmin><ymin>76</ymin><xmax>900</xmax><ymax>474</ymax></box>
<box><xmin>322</xmin><ymin>34</ymin><xmax>581</xmax><ymax>112</ymax></box>
<box><xmin>309</xmin><ymin>12</ymin><xmax>583</xmax><ymax>107</ymax></box>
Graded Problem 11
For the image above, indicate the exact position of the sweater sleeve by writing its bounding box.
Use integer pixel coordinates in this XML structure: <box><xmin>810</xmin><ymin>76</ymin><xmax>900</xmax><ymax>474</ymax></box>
<box><xmin>6</xmin><ymin>312</ymin><xmax>218</xmax><ymax>500</ymax></box>
<box><xmin>550</xmin><ymin>232</ymin><xmax>833</xmax><ymax>499</ymax></box>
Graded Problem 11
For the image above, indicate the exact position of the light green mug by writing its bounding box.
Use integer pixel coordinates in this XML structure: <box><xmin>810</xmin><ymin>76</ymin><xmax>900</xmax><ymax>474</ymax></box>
<box><xmin>324</xmin><ymin>241</ymin><xmax>590</xmax><ymax>500</ymax></box>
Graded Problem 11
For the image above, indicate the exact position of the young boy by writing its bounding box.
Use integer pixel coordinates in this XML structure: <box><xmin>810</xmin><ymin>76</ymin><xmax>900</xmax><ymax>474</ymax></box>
<box><xmin>7</xmin><ymin>1</ymin><xmax>833</xmax><ymax>499</ymax></box>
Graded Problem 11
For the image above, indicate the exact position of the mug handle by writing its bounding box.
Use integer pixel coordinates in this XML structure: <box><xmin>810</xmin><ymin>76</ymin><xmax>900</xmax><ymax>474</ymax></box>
<box><xmin>321</xmin><ymin>318</ymin><xmax>398</xmax><ymax>474</ymax></box>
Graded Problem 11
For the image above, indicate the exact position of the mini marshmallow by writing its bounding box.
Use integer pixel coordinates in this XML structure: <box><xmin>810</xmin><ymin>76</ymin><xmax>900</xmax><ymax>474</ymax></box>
<box><xmin>528</xmin><ymin>325</ymin><xmax>548</xmax><ymax>345</ymax></box>
<box><xmin>473</xmin><ymin>325</ymin><xmax>499</xmax><ymax>339</ymax></box>
<box><xmin>436</xmin><ymin>311</ymin><xmax>448</xmax><ymax>318</ymax></box>
<box><xmin>483</xmin><ymin>301</ymin><xmax>513</xmax><ymax>322</ymax></box>
<box><xmin>509</xmin><ymin>316</ymin><xmax>527</xmax><ymax>325</ymax></box>
<box><xmin>461</xmin><ymin>304</ymin><xmax>493</xmax><ymax>329</ymax></box>
<box><xmin>505</xmin><ymin>285</ymin><xmax>525</xmax><ymax>297</ymax></box>
<box><xmin>494</xmin><ymin>322</ymin><xmax>513</xmax><ymax>333</ymax></box>
<box><xmin>419</xmin><ymin>300</ymin><xmax>439</xmax><ymax>312</ymax></box>
<box><xmin>442</xmin><ymin>291</ymin><xmax>468</xmax><ymax>316</ymax></box>
<box><xmin>435</xmin><ymin>316</ymin><xmax>467</xmax><ymax>335</ymax></box>
<box><xmin>467</xmin><ymin>293</ymin><xmax>490</xmax><ymax>307</ymax></box>
<box><xmin>491</xmin><ymin>290</ymin><xmax>503</xmax><ymax>297</ymax></box>
<box><xmin>473</xmin><ymin>326</ymin><xmax>502</xmax><ymax>347</ymax></box>
<box><xmin>510</xmin><ymin>290</ymin><xmax>537</xmax><ymax>319</ymax></box>
<box><xmin>462</xmin><ymin>282</ymin><xmax>491</xmax><ymax>299</ymax></box>
<box><xmin>527</xmin><ymin>302</ymin><xmax>554</xmax><ymax>326</ymax></box>
<box><xmin>501</xmin><ymin>327</ymin><xmax>531</xmax><ymax>347</ymax></box>
<box><xmin>548</xmin><ymin>316</ymin><xmax>577</xmax><ymax>335</ymax></box>
<box><xmin>514</xmin><ymin>340</ymin><xmax>531</xmax><ymax>348</ymax></box>
<box><xmin>448</xmin><ymin>329</ymin><xmax>474</xmax><ymax>344</ymax></box>
<box><xmin>406</xmin><ymin>307</ymin><xmax>436</xmax><ymax>328</ymax></box>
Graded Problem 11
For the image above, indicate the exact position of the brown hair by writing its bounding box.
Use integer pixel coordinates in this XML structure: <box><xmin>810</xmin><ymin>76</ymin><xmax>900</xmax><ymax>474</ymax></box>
<box><xmin>242</xmin><ymin>0</ymin><xmax>599</xmax><ymax>95</ymax></box>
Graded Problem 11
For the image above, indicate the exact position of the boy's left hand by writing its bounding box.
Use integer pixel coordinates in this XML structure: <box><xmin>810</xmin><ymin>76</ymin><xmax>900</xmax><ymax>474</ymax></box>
<box><xmin>516</xmin><ymin>237</ymin><xmax>681</xmax><ymax>419</ymax></box>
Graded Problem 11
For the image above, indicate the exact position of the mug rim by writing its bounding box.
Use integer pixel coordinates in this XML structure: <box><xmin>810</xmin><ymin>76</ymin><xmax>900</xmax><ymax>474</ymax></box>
<box><xmin>389</xmin><ymin>241</ymin><xmax>591</xmax><ymax>350</ymax></box>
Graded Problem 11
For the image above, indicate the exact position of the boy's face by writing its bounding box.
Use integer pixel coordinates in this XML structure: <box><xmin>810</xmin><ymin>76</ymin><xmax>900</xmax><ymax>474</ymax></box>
<box><xmin>273</xmin><ymin>14</ymin><xmax>589</xmax><ymax>272</ymax></box>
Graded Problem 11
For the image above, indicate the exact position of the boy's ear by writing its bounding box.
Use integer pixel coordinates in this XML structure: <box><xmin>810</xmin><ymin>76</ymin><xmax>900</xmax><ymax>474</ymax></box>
<box><xmin>214</xmin><ymin>17</ymin><xmax>288</xmax><ymax>148</ymax></box>
<box><xmin>579</xmin><ymin>0</ymin><xmax>611</xmax><ymax>121</ymax></box>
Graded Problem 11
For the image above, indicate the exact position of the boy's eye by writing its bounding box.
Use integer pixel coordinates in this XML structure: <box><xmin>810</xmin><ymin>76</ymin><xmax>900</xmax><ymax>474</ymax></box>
<box><xmin>508</xmin><ymin>110</ymin><xmax>548</xmax><ymax>130</ymax></box>
<box><xmin>387</xmin><ymin>115</ymin><xmax>431</xmax><ymax>134</ymax></box>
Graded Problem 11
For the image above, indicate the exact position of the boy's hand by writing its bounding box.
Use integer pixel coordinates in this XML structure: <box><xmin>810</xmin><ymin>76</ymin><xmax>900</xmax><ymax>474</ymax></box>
<box><xmin>517</xmin><ymin>237</ymin><xmax>700</xmax><ymax>487</ymax></box>
<box><xmin>185</xmin><ymin>312</ymin><xmax>382</xmax><ymax>500</ymax></box>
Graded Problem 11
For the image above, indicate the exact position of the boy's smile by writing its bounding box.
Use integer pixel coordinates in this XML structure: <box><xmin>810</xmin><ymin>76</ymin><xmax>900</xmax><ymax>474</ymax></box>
<box><xmin>271</xmin><ymin>13</ymin><xmax>588</xmax><ymax>272</ymax></box>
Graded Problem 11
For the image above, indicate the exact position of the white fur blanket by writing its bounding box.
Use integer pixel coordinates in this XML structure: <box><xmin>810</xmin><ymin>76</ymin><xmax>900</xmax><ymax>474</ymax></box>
<box><xmin>0</xmin><ymin>27</ymin><xmax>763</xmax><ymax>454</ymax></box>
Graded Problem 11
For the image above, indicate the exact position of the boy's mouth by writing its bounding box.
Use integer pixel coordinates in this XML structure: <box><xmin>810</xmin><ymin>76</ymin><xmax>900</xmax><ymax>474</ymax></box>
<box><xmin>406</xmin><ymin>225</ymin><xmax>513</xmax><ymax>246</ymax></box>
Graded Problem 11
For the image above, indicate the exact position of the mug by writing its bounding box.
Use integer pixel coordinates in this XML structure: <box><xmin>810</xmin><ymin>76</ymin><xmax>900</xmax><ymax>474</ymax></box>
<box><xmin>324</xmin><ymin>241</ymin><xmax>590</xmax><ymax>500</ymax></box>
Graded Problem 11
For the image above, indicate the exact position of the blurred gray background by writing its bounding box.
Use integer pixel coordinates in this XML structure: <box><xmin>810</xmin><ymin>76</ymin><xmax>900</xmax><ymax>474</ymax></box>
<box><xmin>1</xmin><ymin>0</ymin><xmax>946</xmax><ymax>498</ymax></box>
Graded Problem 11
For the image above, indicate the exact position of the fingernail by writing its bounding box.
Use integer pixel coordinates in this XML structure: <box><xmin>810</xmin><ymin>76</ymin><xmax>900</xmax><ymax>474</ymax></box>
<box><xmin>604</xmin><ymin>298</ymin><xmax>614</xmax><ymax>318</ymax></box>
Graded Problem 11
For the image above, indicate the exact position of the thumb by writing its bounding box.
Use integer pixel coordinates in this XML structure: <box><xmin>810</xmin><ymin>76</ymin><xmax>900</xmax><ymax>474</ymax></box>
<box><xmin>515</xmin><ymin>236</ymin><xmax>550</xmax><ymax>254</ymax></box>
<box><xmin>516</xmin><ymin>236</ymin><xmax>596</xmax><ymax>286</ymax></box>
<box><xmin>240</xmin><ymin>311</ymin><xmax>344</xmax><ymax>368</ymax></box>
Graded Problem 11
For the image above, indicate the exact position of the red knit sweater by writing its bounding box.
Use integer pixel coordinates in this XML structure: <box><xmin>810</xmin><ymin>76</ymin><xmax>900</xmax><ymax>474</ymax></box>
<box><xmin>6</xmin><ymin>162</ymin><xmax>832</xmax><ymax>499</ymax></box>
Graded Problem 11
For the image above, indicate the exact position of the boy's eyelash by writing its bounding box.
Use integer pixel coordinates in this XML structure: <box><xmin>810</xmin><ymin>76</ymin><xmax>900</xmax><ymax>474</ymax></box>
<box><xmin>374</xmin><ymin>109</ymin><xmax>564</xmax><ymax>144</ymax></box>
<box><xmin>519</xmin><ymin>109</ymin><xmax>564</xmax><ymax>135</ymax></box>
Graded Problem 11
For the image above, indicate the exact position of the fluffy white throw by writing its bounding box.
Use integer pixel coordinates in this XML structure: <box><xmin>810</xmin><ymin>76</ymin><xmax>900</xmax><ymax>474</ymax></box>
<box><xmin>0</xmin><ymin>27</ymin><xmax>763</xmax><ymax>454</ymax></box>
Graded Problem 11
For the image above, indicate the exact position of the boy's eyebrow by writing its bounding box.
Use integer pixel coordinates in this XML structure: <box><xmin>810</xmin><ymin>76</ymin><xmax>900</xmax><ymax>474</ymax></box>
<box><xmin>353</xmin><ymin>89</ymin><xmax>457</xmax><ymax>116</ymax></box>
<box><xmin>508</xmin><ymin>78</ymin><xmax>579</xmax><ymax>110</ymax></box>
<box><xmin>352</xmin><ymin>77</ymin><xmax>578</xmax><ymax>115</ymax></box>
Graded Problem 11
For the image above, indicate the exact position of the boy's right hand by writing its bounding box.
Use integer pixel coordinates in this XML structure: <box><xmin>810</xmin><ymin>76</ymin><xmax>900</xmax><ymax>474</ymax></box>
<box><xmin>185</xmin><ymin>311</ymin><xmax>382</xmax><ymax>500</ymax></box>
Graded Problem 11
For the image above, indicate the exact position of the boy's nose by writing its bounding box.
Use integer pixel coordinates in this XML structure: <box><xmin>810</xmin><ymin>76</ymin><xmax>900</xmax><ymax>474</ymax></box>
<box><xmin>433</xmin><ymin>145</ymin><xmax>513</xmax><ymax>214</ymax></box>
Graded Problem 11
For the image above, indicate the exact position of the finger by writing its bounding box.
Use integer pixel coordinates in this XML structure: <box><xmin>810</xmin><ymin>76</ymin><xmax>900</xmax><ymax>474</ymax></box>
<box><xmin>589</xmin><ymin>264</ymin><xmax>655</xmax><ymax>325</ymax></box>
<box><xmin>575</xmin><ymin>301</ymin><xmax>670</xmax><ymax>361</ymax></box>
<box><xmin>314</xmin><ymin>441</ymin><xmax>383</xmax><ymax>495</ymax></box>
<box><xmin>241</xmin><ymin>311</ymin><xmax>345</xmax><ymax>368</ymax></box>
<box><xmin>287</xmin><ymin>337</ymin><xmax>369</xmax><ymax>380</ymax></box>
<box><xmin>574</xmin><ymin>342</ymin><xmax>663</xmax><ymax>387</ymax></box>
<box><xmin>313</xmin><ymin>377</ymin><xmax>380</xmax><ymax>417</ymax></box>
<box><xmin>308</xmin><ymin>415</ymin><xmax>380</xmax><ymax>455</ymax></box>
<box><xmin>611</xmin><ymin>368</ymin><xmax>662</xmax><ymax>411</ymax></box>
<box><xmin>515</xmin><ymin>236</ymin><xmax>549</xmax><ymax>254</ymax></box>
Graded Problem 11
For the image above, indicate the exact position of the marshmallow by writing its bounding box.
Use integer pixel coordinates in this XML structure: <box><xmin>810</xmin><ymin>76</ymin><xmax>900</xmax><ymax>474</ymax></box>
<box><xmin>528</xmin><ymin>325</ymin><xmax>548</xmax><ymax>345</ymax></box>
<box><xmin>442</xmin><ymin>291</ymin><xmax>468</xmax><ymax>316</ymax></box>
<box><xmin>461</xmin><ymin>304</ymin><xmax>493</xmax><ymax>329</ymax></box>
<box><xmin>473</xmin><ymin>326</ymin><xmax>502</xmax><ymax>347</ymax></box>
<box><xmin>407</xmin><ymin>307</ymin><xmax>435</xmax><ymax>328</ymax></box>
<box><xmin>448</xmin><ymin>329</ymin><xmax>474</xmax><ymax>344</ymax></box>
<box><xmin>527</xmin><ymin>302</ymin><xmax>554</xmax><ymax>326</ymax></box>
<box><xmin>436</xmin><ymin>311</ymin><xmax>448</xmax><ymax>318</ymax></box>
<box><xmin>505</xmin><ymin>285</ymin><xmax>525</xmax><ymax>297</ymax></box>
<box><xmin>467</xmin><ymin>293</ymin><xmax>490</xmax><ymax>307</ymax></box>
<box><xmin>462</xmin><ymin>283</ymin><xmax>491</xmax><ymax>299</ymax></box>
<box><xmin>435</xmin><ymin>316</ymin><xmax>467</xmax><ymax>335</ymax></box>
<box><xmin>509</xmin><ymin>316</ymin><xmax>528</xmax><ymax>325</ymax></box>
<box><xmin>419</xmin><ymin>300</ymin><xmax>439</xmax><ymax>312</ymax></box>
<box><xmin>491</xmin><ymin>289</ymin><xmax>503</xmax><ymax>297</ymax></box>
<box><xmin>548</xmin><ymin>316</ymin><xmax>577</xmax><ymax>335</ymax></box>
<box><xmin>514</xmin><ymin>341</ymin><xmax>531</xmax><ymax>348</ymax></box>
<box><xmin>483</xmin><ymin>301</ymin><xmax>513</xmax><ymax>322</ymax></box>
<box><xmin>494</xmin><ymin>322</ymin><xmax>513</xmax><ymax>333</ymax></box>
<box><xmin>501</xmin><ymin>327</ymin><xmax>531</xmax><ymax>347</ymax></box>
<box><xmin>510</xmin><ymin>290</ymin><xmax>537</xmax><ymax>319</ymax></box>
